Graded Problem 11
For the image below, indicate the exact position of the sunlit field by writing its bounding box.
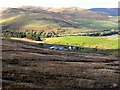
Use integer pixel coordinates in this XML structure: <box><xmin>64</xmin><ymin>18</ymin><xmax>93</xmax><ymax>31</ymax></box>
<box><xmin>45</xmin><ymin>35</ymin><xmax>119</xmax><ymax>49</ymax></box>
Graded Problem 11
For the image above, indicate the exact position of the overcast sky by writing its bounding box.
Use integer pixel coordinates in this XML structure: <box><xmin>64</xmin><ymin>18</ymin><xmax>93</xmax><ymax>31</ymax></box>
<box><xmin>0</xmin><ymin>0</ymin><xmax>119</xmax><ymax>8</ymax></box>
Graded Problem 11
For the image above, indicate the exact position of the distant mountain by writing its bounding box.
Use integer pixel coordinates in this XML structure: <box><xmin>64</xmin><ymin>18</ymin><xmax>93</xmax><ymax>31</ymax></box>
<box><xmin>18</xmin><ymin>6</ymin><xmax>108</xmax><ymax>20</ymax></box>
<box><xmin>89</xmin><ymin>8</ymin><xmax>119</xmax><ymax>16</ymax></box>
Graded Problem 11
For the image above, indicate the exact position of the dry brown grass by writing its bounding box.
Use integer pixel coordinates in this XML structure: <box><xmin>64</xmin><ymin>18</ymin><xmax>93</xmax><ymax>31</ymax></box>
<box><xmin>2</xmin><ymin>38</ymin><xmax>119</xmax><ymax>89</ymax></box>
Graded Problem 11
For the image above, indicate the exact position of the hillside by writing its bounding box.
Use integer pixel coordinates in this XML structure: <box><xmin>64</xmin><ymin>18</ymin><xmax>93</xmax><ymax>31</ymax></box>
<box><xmin>1</xmin><ymin>6</ymin><xmax>119</xmax><ymax>89</ymax></box>
<box><xmin>1</xmin><ymin>6</ymin><xmax>118</xmax><ymax>35</ymax></box>
<box><xmin>2</xmin><ymin>38</ymin><xmax>119</xmax><ymax>89</ymax></box>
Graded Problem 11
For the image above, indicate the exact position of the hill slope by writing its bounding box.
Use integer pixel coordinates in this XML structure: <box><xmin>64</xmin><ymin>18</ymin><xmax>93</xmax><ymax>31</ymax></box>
<box><xmin>1</xmin><ymin>7</ymin><xmax>118</xmax><ymax>34</ymax></box>
<box><xmin>2</xmin><ymin>38</ymin><xmax>119</xmax><ymax>89</ymax></box>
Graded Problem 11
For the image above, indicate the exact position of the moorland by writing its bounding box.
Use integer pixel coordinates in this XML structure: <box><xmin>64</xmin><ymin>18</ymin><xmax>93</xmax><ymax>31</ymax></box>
<box><xmin>1</xmin><ymin>6</ymin><xmax>119</xmax><ymax>89</ymax></box>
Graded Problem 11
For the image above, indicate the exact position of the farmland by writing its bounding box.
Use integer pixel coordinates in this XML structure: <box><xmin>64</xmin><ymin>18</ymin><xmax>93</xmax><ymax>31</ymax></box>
<box><xmin>44</xmin><ymin>35</ymin><xmax>119</xmax><ymax>56</ymax></box>
<box><xmin>45</xmin><ymin>35</ymin><xmax>119</xmax><ymax>49</ymax></box>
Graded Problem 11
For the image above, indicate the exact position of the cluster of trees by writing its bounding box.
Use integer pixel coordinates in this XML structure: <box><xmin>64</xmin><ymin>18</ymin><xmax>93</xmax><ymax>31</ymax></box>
<box><xmin>2</xmin><ymin>29</ymin><xmax>59</xmax><ymax>41</ymax></box>
<box><xmin>77</xmin><ymin>29</ymin><xmax>119</xmax><ymax>36</ymax></box>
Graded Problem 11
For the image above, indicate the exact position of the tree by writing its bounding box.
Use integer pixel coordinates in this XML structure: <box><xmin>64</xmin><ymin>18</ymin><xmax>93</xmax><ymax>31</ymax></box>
<box><xmin>26</xmin><ymin>33</ymin><xmax>33</xmax><ymax>39</ymax></box>
<box><xmin>35</xmin><ymin>36</ymin><xmax>42</xmax><ymax>41</ymax></box>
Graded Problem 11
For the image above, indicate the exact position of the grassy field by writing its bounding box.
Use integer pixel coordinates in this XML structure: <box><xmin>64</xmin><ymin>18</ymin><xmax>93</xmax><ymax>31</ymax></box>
<box><xmin>73</xmin><ymin>18</ymin><xmax>118</xmax><ymax>30</ymax></box>
<box><xmin>45</xmin><ymin>35</ymin><xmax>119</xmax><ymax>49</ymax></box>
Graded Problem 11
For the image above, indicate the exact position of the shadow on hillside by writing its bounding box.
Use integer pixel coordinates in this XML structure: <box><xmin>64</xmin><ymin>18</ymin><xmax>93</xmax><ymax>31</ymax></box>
<box><xmin>6</xmin><ymin>40</ymin><xmax>119</xmax><ymax>56</ymax></box>
<box><xmin>43</xmin><ymin>43</ymin><xmax>119</xmax><ymax>56</ymax></box>
<box><xmin>5</xmin><ymin>38</ymin><xmax>118</xmax><ymax>57</ymax></box>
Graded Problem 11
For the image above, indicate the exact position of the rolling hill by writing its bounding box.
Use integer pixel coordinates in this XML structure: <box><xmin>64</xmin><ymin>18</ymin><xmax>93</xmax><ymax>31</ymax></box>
<box><xmin>1</xmin><ymin>6</ymin><xmax>118</xmax><ymax>34</ymax></box>
<box><xmin>1</xmin><ymin>7</ymin><xmax>119</xmax><ymax>89</ymax></box>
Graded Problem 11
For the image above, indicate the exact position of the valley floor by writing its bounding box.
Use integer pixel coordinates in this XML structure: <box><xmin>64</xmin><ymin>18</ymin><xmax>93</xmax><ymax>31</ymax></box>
<box><xmin>1</xmin><ymin>38</ymin><xmax>119</xmax><ymax>89</ymax></box>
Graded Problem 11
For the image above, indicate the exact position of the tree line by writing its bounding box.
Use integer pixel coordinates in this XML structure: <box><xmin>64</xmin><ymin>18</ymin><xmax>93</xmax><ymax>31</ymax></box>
<box><xmin>2</xmin><ymin>30</ymin><xmax>59</xmax><ymax>41</ymax></box>
<box><xmin>2</xmin><ymin>29</ymin><xmax>119</xmax><ymax>40</ymax></box>
<box><xmin>71</xmin><ymin>29</ymin><xmax>119</xmax><ymax>36</ymax></box>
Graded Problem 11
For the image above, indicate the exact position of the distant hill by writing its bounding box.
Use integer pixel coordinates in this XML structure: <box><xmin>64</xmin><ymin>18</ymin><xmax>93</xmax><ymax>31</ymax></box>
<box><xmin>89</xmin><ymin>8</ymin><xmax>119</xmax><ymax>16</ymax></box>
<box><xmin>0</xmin><ymin>6</ymin><xmax>118</xmax><ymax>34</ymax></box>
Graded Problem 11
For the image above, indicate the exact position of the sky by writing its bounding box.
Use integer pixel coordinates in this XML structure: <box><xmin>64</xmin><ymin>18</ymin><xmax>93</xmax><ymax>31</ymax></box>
<box><xmin>0</xmin><ymin>0</ymin><xmax>120</xmax><ymax>9</ymax></box>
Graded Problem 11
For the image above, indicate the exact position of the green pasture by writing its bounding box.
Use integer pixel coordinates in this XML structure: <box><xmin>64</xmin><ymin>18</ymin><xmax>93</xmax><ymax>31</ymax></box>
<box><xmin>45</xmin><ymin>36</ymin><xmax>119</xmax><ymax>49</ymax></box>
